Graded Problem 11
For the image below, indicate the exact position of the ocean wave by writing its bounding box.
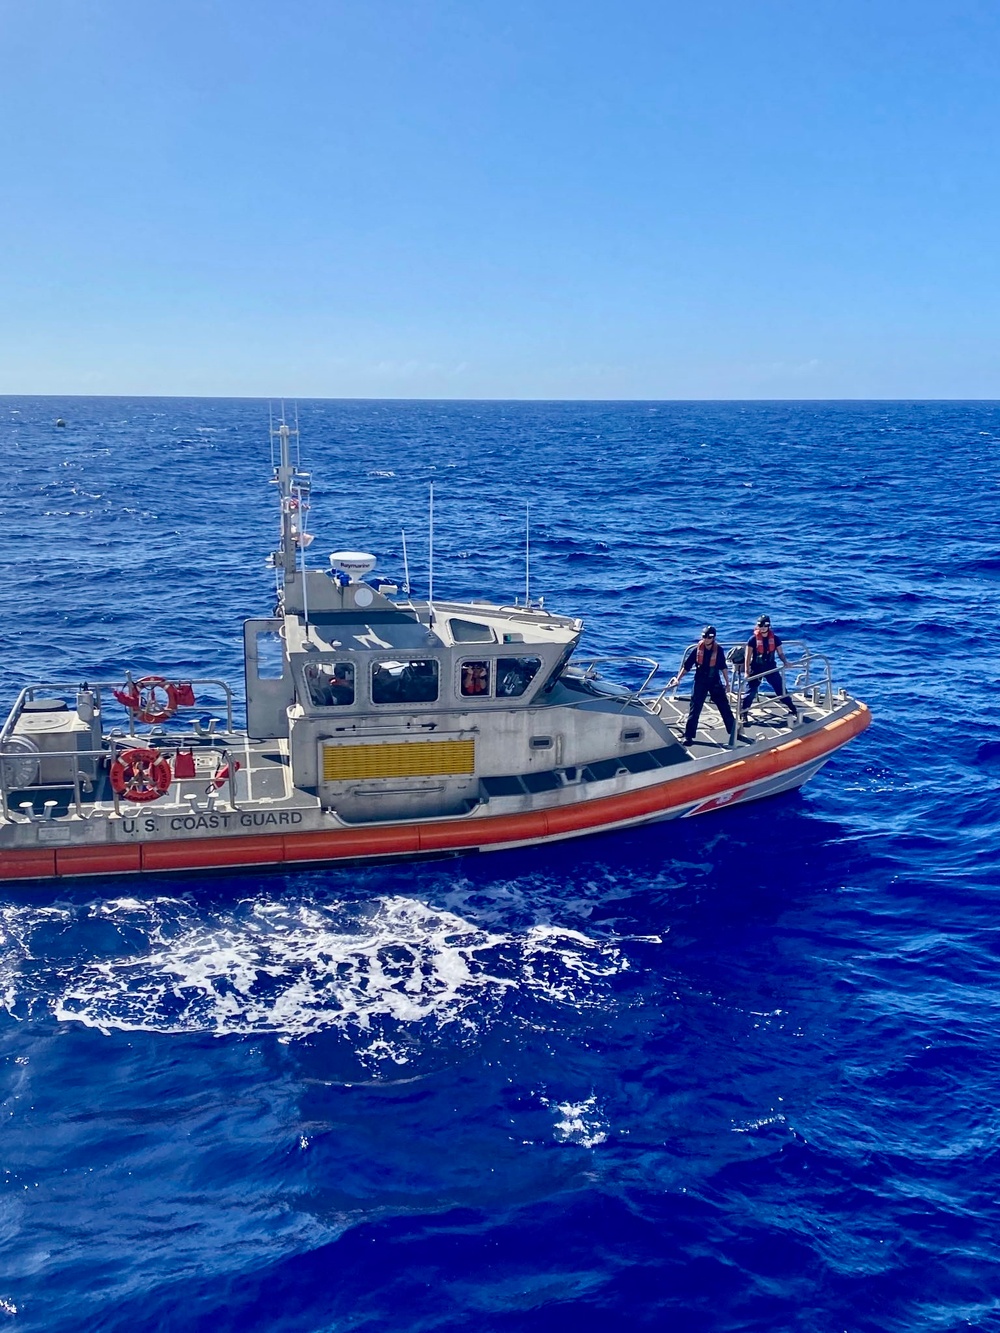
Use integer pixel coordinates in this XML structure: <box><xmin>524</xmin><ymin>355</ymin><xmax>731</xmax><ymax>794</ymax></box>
<box><xmin>0</xmin><ymin>894</ymin><xmax>624</xmax><ymax>1066</ymax></box>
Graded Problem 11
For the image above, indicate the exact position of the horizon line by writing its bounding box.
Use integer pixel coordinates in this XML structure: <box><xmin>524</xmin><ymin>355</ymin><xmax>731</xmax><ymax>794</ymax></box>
<box><xmin>3</xmin><ymin>394</ymin><xmax>1000</xmax><ymax>405</ymax></box>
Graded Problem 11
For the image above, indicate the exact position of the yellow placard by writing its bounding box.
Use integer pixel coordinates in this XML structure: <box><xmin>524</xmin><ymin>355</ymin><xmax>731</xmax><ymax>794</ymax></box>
<box><xmin>322</xmin><ymin>739</ymin><xmax>475</xmax><ymax>782</ymax></box>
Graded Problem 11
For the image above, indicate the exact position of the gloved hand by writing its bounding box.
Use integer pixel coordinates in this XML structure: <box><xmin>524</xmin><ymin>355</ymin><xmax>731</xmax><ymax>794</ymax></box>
<box><xmin>668</xmin><ymin>676</ymin><xmax>678</xmax><ymax>688</ymax></box>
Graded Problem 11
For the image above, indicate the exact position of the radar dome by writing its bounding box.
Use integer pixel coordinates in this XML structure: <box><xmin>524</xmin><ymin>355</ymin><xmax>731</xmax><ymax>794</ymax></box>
<box><xmin>329</xmin><ymin>551</ymin><xmax>377</xmax><ymax>582</ymax></box>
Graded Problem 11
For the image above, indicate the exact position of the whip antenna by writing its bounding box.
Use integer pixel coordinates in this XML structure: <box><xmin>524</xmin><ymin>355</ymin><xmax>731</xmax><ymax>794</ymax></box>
<box><xmin>428</xmin><ymin>483</ymin><xmax>435</xmax><ymax>621</ymax></box>
<box><xmin>525</xmin><ymin>501</ymin><xmax>531</xmax><ymax>607</ymax></box>
<box><xmin>401</xmin><ymin>528</ymin><xmax>411</xmax><ymax>597</ymax></box>
<box><xmin>296</xmin><ymin>476</ymin><xmax>310</xmax><ymax>628</ymax></box>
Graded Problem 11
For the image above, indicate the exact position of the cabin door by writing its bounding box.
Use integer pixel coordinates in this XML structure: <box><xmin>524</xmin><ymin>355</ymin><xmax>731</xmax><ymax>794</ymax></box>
<box><xmin>244</xmin><ymin>618</ymin><xmax>295</xmax><ymax>739</ymax></box>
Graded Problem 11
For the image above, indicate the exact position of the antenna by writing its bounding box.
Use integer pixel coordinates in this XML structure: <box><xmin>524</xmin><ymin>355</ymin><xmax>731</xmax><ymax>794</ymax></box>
<box><xmin>270</xmin><ymin>409</ymin><xmax>308</xmax><ymax>606</ymax></box>
<box><xmin>525</xmin><ymin>501</ymin><xmax>530</xmax><ymax>607</ymax></box>
<box><xmin>401</xmin><ymin>528</ymin><xmax>411</xmax><ymax>597</ymax></box>
<box><xmin>296</xmin><ymin>472</ymin><xmax>310</xmax><ymax>628</ymax></box>
<box><xmin>428</xmin><ymin>483</ymin><xmax>435</xmax><ymax>621</ymax></box>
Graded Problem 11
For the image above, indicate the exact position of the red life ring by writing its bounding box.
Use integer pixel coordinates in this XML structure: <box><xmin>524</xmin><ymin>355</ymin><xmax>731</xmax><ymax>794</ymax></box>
<box><xmin>110</xmin><ymin>747</ymin><xmax>172</xmax><ymax>803</ymax></box>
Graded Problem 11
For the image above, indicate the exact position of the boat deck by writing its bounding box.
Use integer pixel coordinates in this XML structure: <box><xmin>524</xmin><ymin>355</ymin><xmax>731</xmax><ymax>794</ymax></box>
<box><xmin>657</xmin><ymin>690</ymin><xmax>824</xmax><ymax>758</ymax></box>
<box><xmin>6</xmin><ymin>735</ymin><xmax>315</xmax><ymax>825</ymax></box>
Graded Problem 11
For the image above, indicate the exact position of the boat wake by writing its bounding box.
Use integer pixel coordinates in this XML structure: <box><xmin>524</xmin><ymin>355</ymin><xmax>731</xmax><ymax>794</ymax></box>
<box><xmin>0</xmin><ymin>893</ymin><xmax>625</xmax><ymax>1064</ymax></box>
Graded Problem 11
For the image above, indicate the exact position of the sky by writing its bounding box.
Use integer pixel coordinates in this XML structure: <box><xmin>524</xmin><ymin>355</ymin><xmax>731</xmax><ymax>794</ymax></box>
<box><xmin>1</xmin><ymin>0</ymin><xmax>999</xmax><ymax>399</ymax></box>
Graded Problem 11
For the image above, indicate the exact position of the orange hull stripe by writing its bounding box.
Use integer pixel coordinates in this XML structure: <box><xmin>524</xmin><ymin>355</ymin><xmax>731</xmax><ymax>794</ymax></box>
<box><xmin>0</xmin><ymin>850</ymin><xmax>57</xmax><ymax>880</ymax></box>
<box><xmin>141</xmin><ymin>835</ymin><xmax>288</xmax><ymax>870</ymax></box>
<box><xmin>281</xmin><ymin>824</ymin><xmax>419</xmax><ymax>862</ymax></box>
<box><xmin>0</xmin><ymin>704</ymin><xmax>871</xmax><ymax>880</ymax></box>
<box><xmin>56</xmin><ymin>845</ymin><xmax>141</xmax><ymax>876</ymax></box>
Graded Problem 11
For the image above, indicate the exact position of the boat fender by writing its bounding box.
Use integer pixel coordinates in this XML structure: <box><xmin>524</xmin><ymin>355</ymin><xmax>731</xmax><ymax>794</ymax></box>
<box><xmin>208</xmin><ymin>759</ymin><xmax>241</xmax><ymax>791</ymax></box>
<box><xmin>110</xmin><ymin>747</ymin><xmax>172</xmax><ymax>802</ymax></box>
<box><xmin>173</xmin><ymin>682</ymin><xmax>196</xmax><ymax>708</ymax></box>
<box><xmin>112</xmin><ymin>682</ymin><xmax>141</xmax><ymax>712</ymax></box>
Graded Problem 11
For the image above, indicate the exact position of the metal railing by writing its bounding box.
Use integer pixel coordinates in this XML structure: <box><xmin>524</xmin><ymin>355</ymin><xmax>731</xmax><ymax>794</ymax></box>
<box><xmin>651</xmin><ymin>639</ymin><xmax>839</xmax><ymax>747</ymax></box>
<box><xmin>656</xmin><ymin>641</ymin><xmax>833</xmax><ymax>705</ymax></box>
<box><xmin>0</xmin><ymin>731</ymin><xmax>244</xmax><ymax>825</ymax></box>
<box><xmin>0</xmin><ymin>677</ymin><xmax>245</xmax><ymax>821</ymax></box>
<box><xmin>733</xmin><ymin>642</ymin><xmax>836</xmax><ymax>713</ymax></box>
<box><xmin>562</xmin><ymin>656</ymin><xmax>661</xmax><ymax>708</ymax></box>
<box><xmin>0</xmin><ymin>678</ymin><xmax>236</xmax><ymax>749</ymax></box>
<box><xmin>564</xmin><ymin>642</ymin><xmax>839</xmax><ymax>724</ymax></box>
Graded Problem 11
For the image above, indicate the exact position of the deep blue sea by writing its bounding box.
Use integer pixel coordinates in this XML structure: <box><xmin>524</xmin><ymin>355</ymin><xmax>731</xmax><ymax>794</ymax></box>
<box><xmin>1</xmin><ymin>397</ymin><xmax>998</xmax><ymax>1332</ymax></box>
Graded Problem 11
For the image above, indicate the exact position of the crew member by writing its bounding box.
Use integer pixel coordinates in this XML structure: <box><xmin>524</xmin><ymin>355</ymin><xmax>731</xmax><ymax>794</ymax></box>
<box><xmin>741</xmin><ymin>615</ymin><xmax>797</xmax><ymax>721</ymax></box>
<box><xmin>461</xmin><ymin>662</ymin><xmax>489</xmax><ymax>696</ymax></box>
<box><xmin>326</xmin><ymin>664</ymin><xmax>354</xmax><ymax>706</ymax></box>
<box><xmin>671</xmin><ymin>625</ymin><xmax>737</xmax><ymax>746</ymax></box>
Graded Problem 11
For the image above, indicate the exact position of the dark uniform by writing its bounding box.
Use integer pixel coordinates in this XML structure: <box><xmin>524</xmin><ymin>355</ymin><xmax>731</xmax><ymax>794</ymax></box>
<box><xmin>680</xmin><ymin>634</ymin><xmax>736</xmax><ymax>744</ymax></box>
<box><xmin>741</xmin><ymin>623</ymin><xmax>797</xmax><ymax>718</ymax></box>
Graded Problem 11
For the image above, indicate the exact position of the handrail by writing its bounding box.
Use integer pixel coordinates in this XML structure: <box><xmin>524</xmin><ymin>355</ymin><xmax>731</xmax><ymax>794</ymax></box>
<box><xmin>0</xmin><ymin>740</ymin><xmax>102</xmax><ymax>823</ymax></box>
<box><xmin>564</xmin><ymin>655</ymin><xmax>661</xmax><ymax>705</ymax></box>
<box><xmin>0</xmin><ymin>678</ymin><xmax>237</xmax><ymax>746</ymax></box>
<box><xmin>0</xmin><ymin>736</ymin><xmax>244</xmax><ymax>823</ymax></box>
<box><xmin>653</xmin><ymin>639</ymin><xmax>839</xmax><ymax>729</ymax></box>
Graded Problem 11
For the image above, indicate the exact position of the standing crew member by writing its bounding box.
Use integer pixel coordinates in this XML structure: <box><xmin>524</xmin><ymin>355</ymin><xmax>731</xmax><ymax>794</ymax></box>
<box><xmin>741</xmin><ymin>615</ymin><xmax>797</xmax><ymax>721</ymax></box>
<box><xmin>671</xmin><ymin>625</ymin><xmax>737</xmax><ymax>746</ymax></box>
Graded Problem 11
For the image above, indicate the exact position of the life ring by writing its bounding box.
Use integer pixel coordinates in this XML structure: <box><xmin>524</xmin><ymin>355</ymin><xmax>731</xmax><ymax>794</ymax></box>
<box><xmin>135</xmin><ymin>676</ymin><xmax>178</xmax><ymax>724</ymax></box>
<box><xmin>110</xmin><ymin>747</ymin><xmax>172</xmax><ymax>803</ymax></box>
<box><xmin>112</xmin><ymin>676</ymin><xmax>196</xmax><ymax>724</ymax></box>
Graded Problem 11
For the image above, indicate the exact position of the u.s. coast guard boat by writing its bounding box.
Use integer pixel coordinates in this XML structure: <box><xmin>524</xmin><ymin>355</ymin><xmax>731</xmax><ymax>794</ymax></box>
<box><xmin>0</xmin><ymin>421</ymin><xmax>870</xmax><ymax>883</ymax></box>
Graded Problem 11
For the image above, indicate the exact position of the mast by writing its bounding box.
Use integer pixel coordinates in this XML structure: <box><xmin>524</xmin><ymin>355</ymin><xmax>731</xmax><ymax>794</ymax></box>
<box><xmin>273</xmin><ymin>419</ymin><xmax>297</xmax><ymax>578</ymax></box>
<box><xmin>270</xmin><ymin>413</ymin><xmax>312</xmax><ymax>608</ymax></box>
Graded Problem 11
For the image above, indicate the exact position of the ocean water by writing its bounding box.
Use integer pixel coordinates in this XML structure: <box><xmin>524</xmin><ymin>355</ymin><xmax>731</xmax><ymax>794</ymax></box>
<box><xmin>0</xmin><ymin>396</ymin><xmax>998</xmax><ymax>1332</ymax></box>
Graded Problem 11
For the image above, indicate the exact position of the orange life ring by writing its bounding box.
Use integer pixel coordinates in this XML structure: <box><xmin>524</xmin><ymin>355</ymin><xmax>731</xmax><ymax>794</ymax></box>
<box><xmin>133</xmin><ymin>676</ymin><xmax>178</xmax><ymax>724</ymax></box>
<box><xmin>110</xmin><ymin>747</ymin><xmax>172</xmax><ymax>803</ymax></box>
<box><xmin>113</xmin><ymin>676</ymin><xmax>195</xmax><ymax>724</ymax></box>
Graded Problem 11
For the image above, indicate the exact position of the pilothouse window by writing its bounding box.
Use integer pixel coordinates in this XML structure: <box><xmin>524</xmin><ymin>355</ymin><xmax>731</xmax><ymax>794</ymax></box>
<box><xmin>496</xmin><ymin>657</ymin><xmax>541</xmax><ymax>698</ymax></box>
<box><xmin>371</xmin><ymin>659</ymin><xmax>439</xmax><ymax>704</ymax></box>
<box><xmin>304</xmin><ymin>661</ymin><xmax>355</xmax><ymax>707</ymax></box>
<box><xmin>255</xmin><ymin>631</ymin><xmax>285</xmax><ymax>680</ymax></box>
<box><xmin>450</xmin><ymin>618</ymin><xmax>495</xmax><ymax>644</ymax></box>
